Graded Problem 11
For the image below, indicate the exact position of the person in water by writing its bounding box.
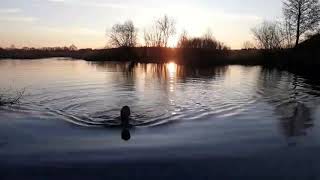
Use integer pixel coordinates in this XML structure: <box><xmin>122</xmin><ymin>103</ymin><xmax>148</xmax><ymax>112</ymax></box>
<box><xmin>120</xmin><ymin>106</ymin><xmax>131</xmax><ymax>127</ymax></box>
<box><xmin>121</xmin><ymin>106</ymin><xmax>131</xmax><ymax>141</ymax></box>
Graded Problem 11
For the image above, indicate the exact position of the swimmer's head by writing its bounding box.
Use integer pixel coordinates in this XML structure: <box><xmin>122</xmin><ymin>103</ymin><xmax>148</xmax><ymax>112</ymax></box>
<box><xmin>121</xmin><ymin>106</ymin><xmax>131</xmax><ymax>120</ymax></box>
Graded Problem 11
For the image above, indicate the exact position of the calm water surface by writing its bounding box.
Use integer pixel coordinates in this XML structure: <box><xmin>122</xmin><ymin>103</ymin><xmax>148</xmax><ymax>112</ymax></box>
<box><xmin>1</xmin><ymin>58</ymin><xmax>320</xmax><ymax>154</ymax></box>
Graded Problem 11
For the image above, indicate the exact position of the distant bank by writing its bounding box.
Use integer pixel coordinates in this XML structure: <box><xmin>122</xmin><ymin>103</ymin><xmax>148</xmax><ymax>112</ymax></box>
<box><xmin>0</xmin><ymin>47</ymin><xmax>262</xmax><ymax>65</ymax></box>
<box><xmin>0</xmin><ymin>47</ymin><xmax>290</xmax><ymax>65</ymax></box>
<box><xmin>0</xmin><ymin>35</ymin><xmax>319</xmax><ymax>69</ymax></box>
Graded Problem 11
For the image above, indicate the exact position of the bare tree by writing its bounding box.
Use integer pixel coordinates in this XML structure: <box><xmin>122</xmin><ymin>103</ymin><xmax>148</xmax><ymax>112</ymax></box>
<box><xmin>69</xmin><ymin>44</ymin><xmax>78</xmax><ymax>51</ymax></box>
<box><xmin>177</xmin><ymin>30</ymin><xmax>189</xmax><ymax>48</ymax></box>
<box><xmin>144</xmin><ymin>26</ymin><xmax>163</xmax><ymax>47</ymax></box>
<box><xmin>283</xmin><ymin>0</ymin><xmax>320</xmax><ymax>47</ymax></box>
<box><xmin>144</xmin><ymin>15</ymin><xmax>176</xmax><ymax>47</ymax></box>
<box><xmin>252</xmin><ymin>21</ymin><xmax>284</xmax><ymax>50</ymax></box>
<box><xmin>281</xmin><ymin>17</ymin><xmax>296</xmax><ymax>48</ymax></box>
<box><xmin>108</xmin><ymin>20</ymin><xmax>138</xmax><ymax>48</ymax></box>
<box><xmin>157</xmin><ymin>15</ymin><xmax>176</xmax><ymax>47</ymax></box>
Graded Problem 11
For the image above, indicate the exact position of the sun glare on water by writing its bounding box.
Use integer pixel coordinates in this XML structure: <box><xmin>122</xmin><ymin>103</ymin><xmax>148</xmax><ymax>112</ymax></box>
<box><xmin>166</xmin><ymin>62</ymin><xmax>177</xmax><ymax>93</ymax></box>
<box><xmin>166</xmin><ymin>62</ymin><xmax>177</xmax><ymax>75</ymax></box>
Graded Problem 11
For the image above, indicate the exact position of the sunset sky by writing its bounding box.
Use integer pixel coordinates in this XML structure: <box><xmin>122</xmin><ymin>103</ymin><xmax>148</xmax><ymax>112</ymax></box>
<box><xmin>0</xmin><ymin>0</ymin><xmax>283</xmax><ymax>49</ymax></box>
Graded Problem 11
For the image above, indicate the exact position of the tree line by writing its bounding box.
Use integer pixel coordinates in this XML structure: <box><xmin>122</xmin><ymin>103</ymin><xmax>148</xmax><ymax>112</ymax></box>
<box><xmin>108</xmin><ymin>15</ymin><xmax>230</xmax><ymax>50</ymax></box>
<box><xmin>110</xmin><ymin>0</ymin><xmax>320</xmax><ymax>50</ymax></box>
<box><xmin>3</xmin><ymin>0</ymin><xmax>319</xmax><ymax>51</ymax></box>
<box><xmin>0</xmin><ymin>44</ymin><xmax>78</xmax><ymax>51</ymax></box>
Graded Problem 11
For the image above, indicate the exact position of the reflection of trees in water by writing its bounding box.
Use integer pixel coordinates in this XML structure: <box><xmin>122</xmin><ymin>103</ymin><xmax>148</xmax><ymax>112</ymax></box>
<box><xmin>88</xmin><ymin>61</ymin><xmax>136</xmax><ymax>88</ymax></box>
<box><xmin>87</xmin><ymin>61</ymin><xmax>137</xmax><ymax>114</ymax></box>
<box><xmin>277</xmin><ymin>102</ymin><xmax>313</xmax><ymax>137</ymax></box>
<box><xmin>89</xmin><ymin>61</ymin><xmax>228</xmax><ymax>85</ymax></box>
<box><xmin>87</xmin><ymin>61</ymin><xmax>229</xmax><ymax>121</ymax></box>
<box><xmin>257</xmin><ymin>68</ymin><xmax>315</xmax><ymax>141</ymax></box>
<box><xmin>89</xmin><ymin>61</ymin><xmax>229</xmax><ymax>98</ymax></box>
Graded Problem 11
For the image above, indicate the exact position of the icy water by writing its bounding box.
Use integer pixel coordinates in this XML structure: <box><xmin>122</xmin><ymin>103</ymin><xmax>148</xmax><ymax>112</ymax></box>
<box><xmin>1</xmin><ymin>58</ymin><xmax>320</xmax><ymax>179</ymax></box>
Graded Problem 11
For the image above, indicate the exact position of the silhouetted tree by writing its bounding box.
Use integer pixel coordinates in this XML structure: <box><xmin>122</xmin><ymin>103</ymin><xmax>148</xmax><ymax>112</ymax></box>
<box><xmin>157</xmin><ymin>15</ymin><xmax>176</xmax><ymax>47</ymax></box>
<box><xmin>69</xmin><ymin>44</ymin><xmax>78</xmax><ymax>51</ymax></box>
<box><xmin>281</xmin><ymin>17</ymin><xmax>296</xmax><ymax>48</ymax></box>
<box><xmin>109</xmin><ymin>20</ymin><xmax>138</xmax><ymax>48</ymax></box>
<box><xmin>283</xmin><ymin>0</ymin><xmax>320</xmax><ymax>47</ymax></box>
<box><xmin>177</xmin><ymin>30</ymin><xmax>189</xmax><ymax>48</ymax></box>
<box><xmin>177</xmin><ymin>31</ymin><xmax>229</xmax><ymax>50</ymax></box>
<box><xmin>144</xmin><ymin>15</ymin><xmax>176</xmax><ymax>47</ymax></box>
<box><xmin>252</xmin><ymin>21</ymin><xmax>284</xmax><ymax>50</ymax></box>
<box><xmin>144</xmin><ymin>26</ymin><xmax>163</xmax><ymax>47</ymax></box>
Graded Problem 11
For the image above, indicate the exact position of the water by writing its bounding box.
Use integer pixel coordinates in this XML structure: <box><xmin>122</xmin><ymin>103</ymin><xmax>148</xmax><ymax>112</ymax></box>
<box><xmin>1</xmin><ymin>58</ymin><xmax>320</xmax><ymax>178</ymax></box>
<box><xmin>0</xmin><ymin>59</ymin><xmax>258</xmax><ymax>127</ymax></box>
<box><xmin>1</xmin><ymin>59</ymin><xmax>319</xmax><ymax>128</ymax></box>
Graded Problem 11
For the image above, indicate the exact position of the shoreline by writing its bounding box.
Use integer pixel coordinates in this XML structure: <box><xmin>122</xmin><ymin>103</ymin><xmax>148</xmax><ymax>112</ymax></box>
<box><xmin>0</xmin><ymin>47</ymin><xmax>319</xmax><ymax>69</ymax></box>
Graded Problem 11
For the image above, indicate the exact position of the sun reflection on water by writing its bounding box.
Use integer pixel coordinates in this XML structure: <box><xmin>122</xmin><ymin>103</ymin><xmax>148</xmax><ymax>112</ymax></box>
<box><xmin>166</xmin><ymin>62</ymin><xmax>177</xmax><ymax>94</ymax></box>
<box><xmin>166</xmin><ymin>62</ymin><xmax>177</xmax><ymax>76</ymax></box>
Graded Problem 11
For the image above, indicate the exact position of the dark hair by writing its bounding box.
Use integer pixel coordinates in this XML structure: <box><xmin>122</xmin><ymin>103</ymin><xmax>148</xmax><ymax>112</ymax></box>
<box><xmin>121</xmin><ymin>106</ymin><xmax>131</xmax><ymax>120</ymax></box>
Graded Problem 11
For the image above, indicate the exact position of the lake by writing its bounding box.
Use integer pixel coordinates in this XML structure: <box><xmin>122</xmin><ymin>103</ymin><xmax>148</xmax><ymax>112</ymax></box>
<box><xmin>1</xmin><ymin>58</ymin><xmax>320</xmax><ymax>179</ymax></box>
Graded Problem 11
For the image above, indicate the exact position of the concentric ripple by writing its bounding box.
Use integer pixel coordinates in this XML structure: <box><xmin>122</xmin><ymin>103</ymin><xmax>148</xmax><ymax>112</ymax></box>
<box><xmin>1</xmin><ymin>59</ymin><xmax>320</xmax><ymax>128</ymax></box>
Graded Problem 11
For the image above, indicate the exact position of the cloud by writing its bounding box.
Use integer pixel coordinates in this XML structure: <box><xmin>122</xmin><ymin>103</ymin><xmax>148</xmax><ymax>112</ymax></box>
<box><xmin>47</xmin><ymin>0</ymin><xmax>65</xmax><ymax>2</ymax></box>
<box><xmin>79</xmin><ymin>2</ymin><xmax>128</xmax><ymax>9</ymax></box>
<box><xmin>0</xmin><ymin>8</ymin><xmax>37</xmax><ymax>23</ymax></box>
<box><xmin>0</xmin><ymin>8</ymin><xmax>35</xmax><ymax>22</ymax></box>
<box><xmin>0</xmin><ymin>8</ymin><xmax>21</xmax><ymax>14</ymax></box>
<box><xmin>39</xmin><ymin>26</ymin><xmax>101</xmax><ymax>36</ymax></box>
<box><xmin>45</xmin><ymin>0</ymin><xmax>128</xmax><ymax>9</ymax></box>
<box><xmin>0</xmin><ymin>16</ymin><xmax>37</xmax><ymax>22</ymax></box>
